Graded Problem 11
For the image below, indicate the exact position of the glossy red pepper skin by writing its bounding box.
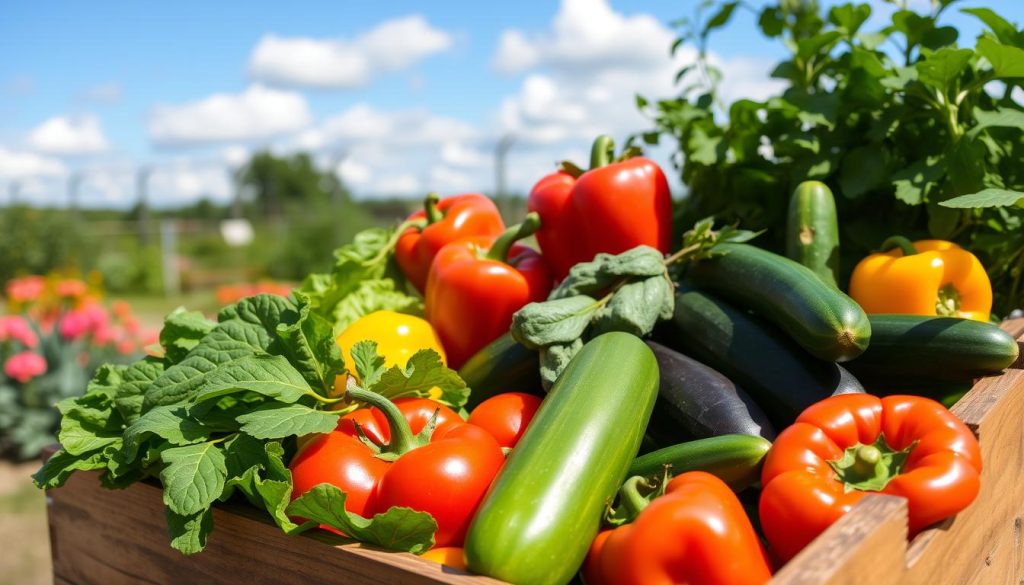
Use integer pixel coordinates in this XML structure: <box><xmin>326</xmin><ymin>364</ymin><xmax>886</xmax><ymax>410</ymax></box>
<box><xmin>528</xmin><ymin>157</ymin><xmax>672</xmax><ymax>281</ymax></box>
<box><xmin>425</xmin><ymin>237</ymin><xmax>552</xmax><ymax>369</ymax></box>
<box><xmin>759</xmin><ymin>394</ymin><xmax>982</xmax><ymax>564</ymax></box>
<box><xmin>584</xmin><ymin>472</ymin><xmax>772</xmax><ymax>585</ymax></box>
<box><xmin>290</xmin><ymin>396</ymin><xmax>505</xmax><ymax>547</ymax></box>
<box><xmin>396</xmin><ymin>194</ymin><xmax>505</xmax><ymax>293</ymax></box>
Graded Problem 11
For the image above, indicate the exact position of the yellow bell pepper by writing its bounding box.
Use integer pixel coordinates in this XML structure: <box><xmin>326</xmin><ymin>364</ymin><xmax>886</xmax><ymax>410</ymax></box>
<box><xmin>333</xmin><ymin>310</ymin><xmax>447</xmax><ymax>398</ymax></box>
<box><xmin>849</xmin><ymin>237</ymin><xmax>992</xmax><ymax>322</ymax></box>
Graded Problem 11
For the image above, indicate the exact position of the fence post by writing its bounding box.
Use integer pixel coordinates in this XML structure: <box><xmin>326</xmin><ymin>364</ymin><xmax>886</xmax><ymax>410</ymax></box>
<box><xmin>160</xmin><ymin>219</ymin><xmax>180</xmax><ymax>298</ymax></box>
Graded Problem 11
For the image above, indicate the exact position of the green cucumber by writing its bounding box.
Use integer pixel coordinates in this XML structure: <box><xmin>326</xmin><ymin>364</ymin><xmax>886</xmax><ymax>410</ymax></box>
<box><xmin>786</xmin><ymin>180</ymin><xmax>839</xmax><ymax>287</ymax></box>
<box><xmin>845</xmin><ymin>314</ymin><xmax>1020</xmax><ymax>385</ymax></box>
<box><xmin>687</xmin><ymin>243</ymin><xmax>871</xmax><ymax>361</ymax></box>
<box><xmin>629</xmin><ymin>434</ymin><xmax>772</xmax><ymax>492</ymax></box>
<box><xmin>660</xmin><ymin>281</ymin><xmax>864</xmax><ymax>427</ymax></box>
<box><xmin>459</xmin><ymin>332</ymin><xmax>542</xmax><ymax>410</ymax></box>
<box><xmin>464</xmin><ymin>332</ymin><xmax>659</xmax><ymax>585</ymax></box>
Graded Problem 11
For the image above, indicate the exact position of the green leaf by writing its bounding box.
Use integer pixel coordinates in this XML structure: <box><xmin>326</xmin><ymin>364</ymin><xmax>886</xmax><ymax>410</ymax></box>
<box><xmin>252</xmin><ymin>441</ymin><xmax>297</xmax><ymax>531</ymax></box>
<box><xmin>350</xmin><ymin>340</ymin><xmax>386</xmax><ymax>387</ymax></box>
<box><xmin>829</xmin><ymin>3</ymin><xmax>871</xmax><ymax>37</ymax></box>
<box><xmin>915</xmin><ymin>47</ymin><xmax>973</xmax><ymax>89</ymax></box>
<box><xmin>758</xmin><ymin>6</ymin><xmax>785</xmax><ymax>37</ymax></box>
<box><xmin>796</xmin><ymin>31</ymin><xmax>842</xmax><ymax>61</ymax></box>
<box><xmin>592</xmin><ymin>277</ymin><xmax>675</xmax><ymax>338</ymax></box>
<box><xmin>968</xmin><ymin>108</ymin><xmax>1024</xmax><ymax>139</ymax></box>
<box><xmin>539</xmin><ymin>339</ymin><xmax>584</xmax><ymax>390</ymax></box>
<box><xmin>32</xmin><ymin>449</ymin><xmax>106</xmax><ymax>489</ymax></box>
<box><xmin>511</xmin><ymin>295</ymin><xmax>601</xmax><ymax>350</ymax></box>
<box><xmin>939</xmin><ymin>189</ymin><xmax>1024</xmax><ymax>208</ymax></box>
<box><xmin>891</xmin><ymin>157</ymin><xmax>946</xmax><ymax>205</ymax></box>
<box><xmin>287</xmin><ymin>484</ymin><xmax>437</xmax><ymax>553</ymax></box>
<box><xmin>58</xmin><ymin>413</ymin><xmax>121</xmax><ymax>456</ymax></box>
<box><xmin>332</xmin><ymin>279</ymin><xmax>423</xmax><ymax>333</ymax></box>
<box><xmin>189</xmin><ymin>355</ymin><xmax>313</xmax><ymax>405</ymax></box>
<box><xmin>166</xmin><ymin>508</ymin><xmax>213</xmax><ymax>555</ymax></box>
<box><xmin>114</xmin><ymin>357</ymin><xmax>166</xmax><ymax>425</ymax></box>
<box><xmin>702</xmin><ymin>1</ymin><xmax>738</xmax><ymax>37</ymax></box>
<box><xmin>276</xmin><ymin>294</ymin><xmax>345</xmax><ymax>394</ymax></box>
<box><xmin>978</xmin><ymin>38</ymin><xmax>1024</xmax><ymax>79</ymax></box>
<box><xmin>551</xmin><ymin>246</ymin><xmax>666</xmax><ymax>300</ymax></box>
<box><xmin>160</xmin><ymin>308</ymin><xmax>215</xmax><ymax>364</ymax></box>
<box><xmin>961</xmin><ymin>8</ymin><xmax>1018</xmax><ymax>45</ymax></box>
<box><xmin>121</xmin><ymin>405</ymin><xmax>214</xmax><ymax>462</ymax></box>
<box><xmin>160</xmin><ymin>442</ymin><xmax>228</xmax><ymax>516</ymax></box>
<box><xmin>236</xmin><ymin>403</ymin><xmax>339</xmax><ymax>439</ymax></box>
<box><xmin>839</xmin><ymin>145</ymin><xmax>889</xmax><ymax>199</ymax></box>
<box><xmin>370</xmin><ymin>349</ymin><xmax>468</xmax><ymax>407</ymax></box>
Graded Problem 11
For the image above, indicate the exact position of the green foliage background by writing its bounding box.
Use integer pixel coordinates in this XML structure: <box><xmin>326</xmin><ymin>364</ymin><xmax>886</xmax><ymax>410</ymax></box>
<box><xmin>641</xmin><ymin>0</ymin><xmax>1024</xmax><ymax>315</ymax></box>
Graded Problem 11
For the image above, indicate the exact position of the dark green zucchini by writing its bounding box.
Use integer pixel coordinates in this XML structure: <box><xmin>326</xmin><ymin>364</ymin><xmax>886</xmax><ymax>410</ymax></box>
<box><xmin>845</xmin><ymin>314</ymin><xmax>1020</xmax><ymax>385</ymax></box>
<box><xmin>660</xmin><ymin>282</ymin><xmax>865</xmax><ymax>427</ymax></box>
<box><xmin>786</xmin><ymin>180</ymin><xmax>839</xmax><ymax>287</ymax></box>
<box><xmin>628</xmin><ymin>434</ymin><xmax>772</xmax><ymax>492</ymax></box>
<box><xmin>464</xmin><ymin>333</ymin><xmax>659</xmax><ymax>585</ymax></box>
<box><xmin>459</xmin><ymin>332</ymin><xmax>542</xmax><ymax>410</ymax></box>
<box><xmin>687</xmin><ymin>243</ymin><xmax>871</xmax><ymax>361</ymax></box>
<box><xmin>645</xmin><ymin>341</ymin><xmax>775</xmax><ymax>445</ymax></box>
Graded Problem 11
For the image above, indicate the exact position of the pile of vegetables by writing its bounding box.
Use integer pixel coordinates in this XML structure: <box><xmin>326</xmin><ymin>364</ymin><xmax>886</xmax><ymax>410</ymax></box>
<box><xmin>33</xmin><ymin>133</ymin><xmax>1020</xmax><ymax>585</ymax></box>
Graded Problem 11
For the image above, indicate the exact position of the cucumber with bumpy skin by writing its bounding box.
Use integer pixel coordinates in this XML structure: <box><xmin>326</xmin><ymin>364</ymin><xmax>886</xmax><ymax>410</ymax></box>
<box><xmin>786</xmin><ymin>180</ymin><xmax>839</xmax><ymax>287</ymax></box>
<box><xmin>687</xmin><ymin>243</ymin><xmax>871</xmax><ymax>361</ymax></box>
<box><xmin>464</xmin><ymin>332</ymin><xmax>659</xmax><ymax>585</ymax></box>
<box><xmin>660</xmin><ymin>281</ymin><xmax>864</xmax><ymax>427</ymax></box>
<box><xmin>845</xmin><ymin>314</ymin><xmax>1019</xmax><ymax>385</ymax></box>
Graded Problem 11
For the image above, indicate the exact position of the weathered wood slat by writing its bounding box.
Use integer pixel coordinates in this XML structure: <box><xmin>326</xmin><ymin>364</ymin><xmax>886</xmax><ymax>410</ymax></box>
<box><xmin>46</xmin><ymin>319</ymin><xmax>1024</xmax><ymax>585</ymax></box>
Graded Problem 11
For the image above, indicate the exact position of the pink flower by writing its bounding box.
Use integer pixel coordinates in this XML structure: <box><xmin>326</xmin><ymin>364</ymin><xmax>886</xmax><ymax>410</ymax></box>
<box><xmin>116</xmin><ymin>339</ymin><xmax>136</xmax><ymax>355</ymax></box>
<box><xmin>55</xmin><ymin>279</ymin><xmax>88</xmax><ymax>298</ymax></box>
<box><xmin>4</xmin><ymin>351</ymin><xmax>47</xmax><ymax>383</ymax></box>
<box><xmin>59</xmin><ymin>310</ymin><xmax>92</xmax><ymax>340</ymax></box>
<box><xmin>6</xmin><ymin>276</ymin><xmax>46</xmax><ymax>304</ymax></box>
<box><xmin>0</xmin><ymin>316</ymin><xmax>38</xmax><ymax>348</ymax></box>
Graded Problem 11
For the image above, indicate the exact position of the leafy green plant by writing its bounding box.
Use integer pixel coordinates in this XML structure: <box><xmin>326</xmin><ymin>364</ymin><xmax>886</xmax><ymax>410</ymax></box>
<box><xmin>640</xmin><ymin>0</ymin><xmax>1024</xmax><ymax>314</ymax></box>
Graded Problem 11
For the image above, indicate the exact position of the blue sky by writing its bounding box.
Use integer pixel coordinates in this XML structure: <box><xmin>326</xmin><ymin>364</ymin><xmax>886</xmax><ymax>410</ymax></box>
<box><xmin>2</xmin><ymin>0</ymin><xmax>1023</xmax><ymax>207</ymax></box>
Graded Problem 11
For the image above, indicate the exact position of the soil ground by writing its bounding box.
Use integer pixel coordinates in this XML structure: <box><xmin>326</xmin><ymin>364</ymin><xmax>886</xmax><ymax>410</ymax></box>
<box><xmin>0</xmin><ymin>460</ymin><xmax>50</xmax><ymax>585</ymax></box>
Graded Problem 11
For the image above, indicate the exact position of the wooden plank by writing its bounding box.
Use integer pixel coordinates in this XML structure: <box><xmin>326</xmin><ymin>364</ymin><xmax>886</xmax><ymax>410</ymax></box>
<box><xmin>771</xmin><ymin>495</ymin><xmax>908</xmax><ymax>585</ymax></box>
<box><xmin>48</xmin><ymin>472</ymin><xmax>505</xmax><ymax>585</ymax></box>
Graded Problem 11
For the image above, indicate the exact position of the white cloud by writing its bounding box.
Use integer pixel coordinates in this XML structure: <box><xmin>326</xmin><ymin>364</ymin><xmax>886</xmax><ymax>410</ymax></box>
<box><xmin>430</xmin><ymin>166</ymin><xmax>472</xmax><ymax>192</ymax></box>
<box><xmin>27</xmin><ymin>114</ymin><xmax>110</xmax><ymax>155</ymax></box>
<box><xmin>221</xmin><ymin>145</ymin><xmax>251</xmax><ymax>167</ymax></box>
<box><xmin>373</xmin><ymin>173</ymin><xmax>420</xmax><ymax>196</ymax></box>
<box><xmin>0</xmin><ymin>147</ymin><xmax>67</xmax><ymax>179</ymax></box>
<box><xmin>249</xmin><ymin>15</ymin><xmax>452</xmax><ymax>88</ymax></box>
<box><xmin>316</xmin><ymin>103</ymin><xmax>478</xmax><ymax>147</ymax></box>
<box><xmin>149</xmin><ymin>162</ymin><xmax>233</xmax><ymax>206</ymax></box>
<box><xmin>148</xmin><ymin>85</ymin><xmax>312</xmax><ymax>146</ymax></box>
<box><xmin>441</xmin><ymin>142</ymin><xmax>488</xmax><ymax>167</ymax></box>
<box><xmin>337</xmin><ymin>157</ymin><xmax>372</xmax><ymax>186</ymax></box>
<box><xmin>82</xmin><ymin>82</ymin><xmax>122</xmax><ymax>104</ymax></box>
<box><xmin>493</xmin><ymin>0</ymin><xmax>673</xmax><ymax>75</ymax></box>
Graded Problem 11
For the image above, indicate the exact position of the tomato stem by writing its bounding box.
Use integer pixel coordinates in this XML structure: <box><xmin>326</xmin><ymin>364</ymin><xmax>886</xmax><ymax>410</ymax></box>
<box><xmin>880</xmin><ymin>235</ymin><xmax>918</xmax><ymax>257</ymax></box>
<box><xmin>485</xmin><ymin>212</ymin><xmax>541</xmax><ymax>263</ymax></box>
<box><xmin>346</xmin><ymin>386</ymin><xmax>420</xmax><ymax>457</ymax></box>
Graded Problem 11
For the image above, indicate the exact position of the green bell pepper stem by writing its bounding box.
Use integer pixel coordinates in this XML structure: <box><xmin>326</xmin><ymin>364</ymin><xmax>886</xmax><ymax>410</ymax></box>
<box><xmin>424</xmin><ymin>192</ymin><xmax>443</xmax><ymax>225</ymax></box>
<box><xmin>486</xmin><ymin>212</ymin><xmax>541</xmax><ymax>263</ymax></box>
<box><xmin>589</xmin><ymin>135</ymin><xmax>615</xmax><ymax>170</ymax></box>
<box><xmin>880</xmin><ymin>235</ymin><xmax>918</xmax><ymax>257</ymax></box>
<box><xmin>346</xmin><ymin>386</ymin><xmax>419</xmax><ymax>456</ymax></box>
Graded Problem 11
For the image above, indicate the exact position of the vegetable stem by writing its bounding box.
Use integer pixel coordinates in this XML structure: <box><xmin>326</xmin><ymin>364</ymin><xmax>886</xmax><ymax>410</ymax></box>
<box><xmin>589</xmin><ymin>135</ymin><xmax>615</xmax><ymax>170</ymax></box>
<box><xmin>880</xmin><ymin>236</ymin><xmax>918</xmax><ymax>257</ymax></box>
<box><xmin>486</xmin><ymin>212</ymin><xmax>541</xmax><ymax>263</ymax></box>
<box><xmin>346</xmin><ymin>386</ymin><xmax>419</xmax><ymax>456</ymax></box>
<box><xmin>424</xmin><ymin>192</ymin><xmax>443</xmax><ymax>225</ymax></box>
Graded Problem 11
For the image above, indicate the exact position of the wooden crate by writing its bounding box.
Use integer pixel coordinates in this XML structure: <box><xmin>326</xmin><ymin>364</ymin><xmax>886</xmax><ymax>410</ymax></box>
<box><xmin>46</xmin><ymin>320</ymin><xmax>1024</xmax><ymax>585</ymax></box>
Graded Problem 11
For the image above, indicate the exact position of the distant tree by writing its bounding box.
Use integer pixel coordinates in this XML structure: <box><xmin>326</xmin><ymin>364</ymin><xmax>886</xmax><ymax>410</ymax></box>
<box><xmin>236</xmin><ymin>151</ymin><xmax>347</xmax><ymax>218</ymax></box>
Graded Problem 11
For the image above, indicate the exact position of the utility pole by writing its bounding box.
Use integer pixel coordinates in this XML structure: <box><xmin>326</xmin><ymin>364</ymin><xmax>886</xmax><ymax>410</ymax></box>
<box><xmin>328</xmin><ymin>149</ymin><xmax>349</xmax><ymax>208</ymax></box>
<box><xmin>495</xmin><ymin>134</ymin><xmax>516</xmax><ymax>220</ymax></box>
<box><xmin>7</xmin><ymin>181</ymin><xmax>20</xmax><ymax>206</ymax></box>
<box><xmin>136</xmin><ymin>166</ymin><xmax>152</xmax><ymax>246</ymax></box>
<box><xmin>68</xmin><ymin>171</ymin><xmax>83</xmax><ymax>218</ymax></box>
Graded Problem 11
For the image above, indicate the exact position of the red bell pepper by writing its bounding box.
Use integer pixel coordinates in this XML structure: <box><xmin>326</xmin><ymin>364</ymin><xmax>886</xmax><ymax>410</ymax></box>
<box><xmin>760</xmin><ymin>394</ymin><xmax>982</xmax><ymax>564</ymax></box>
<box><xmin>584</xmin><ymin>472</ymin><xmax>772</xmax><ymax>585</ymax></box>
<box><xmin>425</xmin><ymin>213</ymin><xmax>552</xmax><ymax>369</ymax></box>
<box><xmin>289</xmin><ymin>389</ymin><xmax>505</xmax><ymax>547</ymax></box>
<box><xmin>528</xmin><ymin>135</ymin><xmax>673</xmax><ymax>280</ymax></box>
<box><xmin>395</xmin><ymin>193</ymin><xmax>506</xmax><ymax>293</ymax></box>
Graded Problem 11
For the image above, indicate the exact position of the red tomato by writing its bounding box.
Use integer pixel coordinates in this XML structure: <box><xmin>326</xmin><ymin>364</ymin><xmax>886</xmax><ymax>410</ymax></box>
<box><xmin>467</xmin><ymin>393</ymin><xmax>543</xmax><ymax>449</ymax></box>
<box><xmin>289</xmin><ymin>432</ymin><xmax>388</xmax><ymax>519</ymax></box>
<box><xmin>374</xmin><ymin>423</ymin><xmax>505</xmax><ymax>547</ymax></box>
<box><xmin>336</xmin><ymin>398</ymin><xmax>463</xmax><ymax>444</ymax></box>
